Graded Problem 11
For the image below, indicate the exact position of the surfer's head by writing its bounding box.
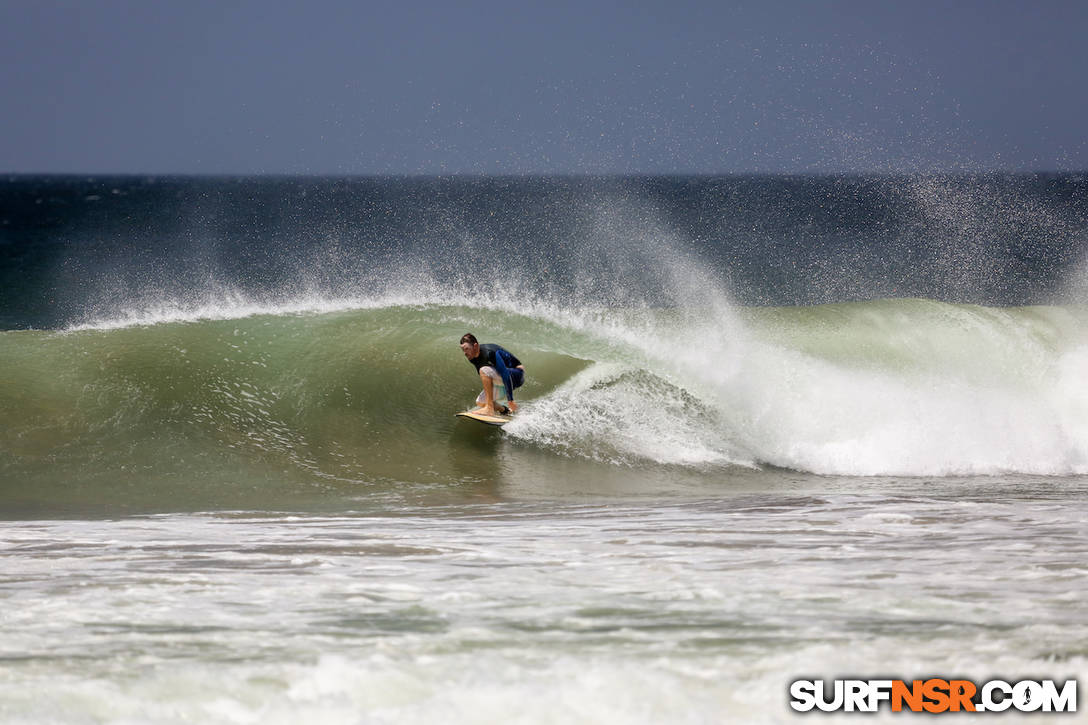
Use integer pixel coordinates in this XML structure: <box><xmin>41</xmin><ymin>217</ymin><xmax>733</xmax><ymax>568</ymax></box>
<box><xmin>459</xmin><ymin>333</ymin><xmax>480</xmax><ymax>359</ymax></box>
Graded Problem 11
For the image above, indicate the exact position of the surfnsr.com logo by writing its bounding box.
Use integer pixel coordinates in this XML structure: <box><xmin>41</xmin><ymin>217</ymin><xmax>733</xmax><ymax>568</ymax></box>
<box><xmin>789</xmin><ymin>679</ymin><xmax>1077</xmax><ymax>713</ymax></box>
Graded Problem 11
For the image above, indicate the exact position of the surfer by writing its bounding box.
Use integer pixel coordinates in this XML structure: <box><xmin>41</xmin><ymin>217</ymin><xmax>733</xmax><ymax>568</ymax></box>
<box><xmin>459</xmin><ymin>333</ymin><xmax>525</xmax><ymax>417</ymax></box>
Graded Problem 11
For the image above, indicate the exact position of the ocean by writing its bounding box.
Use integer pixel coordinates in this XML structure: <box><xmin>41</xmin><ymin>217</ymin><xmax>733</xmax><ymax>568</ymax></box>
<box><xmin>1</xmin><ymin>174</ymin><xmax>1087</xmax><ymax>722</ymax></box>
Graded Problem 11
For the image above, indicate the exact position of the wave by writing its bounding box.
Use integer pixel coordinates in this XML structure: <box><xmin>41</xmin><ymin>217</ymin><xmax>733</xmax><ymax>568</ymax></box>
<box><xmin>2</xmin><ymin>296</ymin><xmax>1086</xmax><ymax>511</ymax></box>
<box><xmin>737</xmin><ymin>300</ymin><xmax>1088</xmax><ymax>476</ymax></box>
<box><xmin>507</xmin><ymin>297</ymin><xmax>1088</xmax><ymax>477</ymax></box>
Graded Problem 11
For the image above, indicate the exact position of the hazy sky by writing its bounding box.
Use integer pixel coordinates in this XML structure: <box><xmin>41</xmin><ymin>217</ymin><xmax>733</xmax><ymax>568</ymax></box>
<box><xmin>2</xmin><ymin>0</ymin><xmax>1086</xmax><ymax>174</ymax></box>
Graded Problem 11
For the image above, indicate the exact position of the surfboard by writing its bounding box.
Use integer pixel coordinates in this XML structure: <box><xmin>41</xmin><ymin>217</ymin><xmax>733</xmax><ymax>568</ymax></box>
<box><xmin>455</xmin><ymin>410</ymin><xmax>512</xmax><ymax>426</ymax></box>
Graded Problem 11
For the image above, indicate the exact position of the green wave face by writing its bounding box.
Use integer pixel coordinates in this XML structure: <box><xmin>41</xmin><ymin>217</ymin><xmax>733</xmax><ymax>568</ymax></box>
<box><xmin>2</xmin><ymin>300</ymin><xmax>1086</xmax><ymax>515</ymax></box>
<box><xmin>0</xmin><ymin>306</ymin><xmax>585</xmax><ymax>513</ymax></box>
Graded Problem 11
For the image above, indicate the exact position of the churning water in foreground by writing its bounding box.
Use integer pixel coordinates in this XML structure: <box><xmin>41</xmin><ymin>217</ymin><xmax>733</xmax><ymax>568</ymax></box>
<box><xmin>4</xmin><ymin>486</ymin><xmax>1088</xmax><ymax>723</ymax></box>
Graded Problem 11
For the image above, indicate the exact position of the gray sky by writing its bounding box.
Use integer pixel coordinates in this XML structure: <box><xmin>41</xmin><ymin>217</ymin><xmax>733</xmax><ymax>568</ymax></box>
<box><xmin>2</xmin><ymin>0</ymin><xmax>1086</xmax><ymax>175</ymax></box>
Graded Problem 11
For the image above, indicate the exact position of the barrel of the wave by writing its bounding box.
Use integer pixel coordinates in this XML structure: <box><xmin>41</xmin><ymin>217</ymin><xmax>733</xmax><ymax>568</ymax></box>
<box><xmin>455</xmin><ymin>334</ymin><xmax>525</xmax><ymax>427</ymax></box>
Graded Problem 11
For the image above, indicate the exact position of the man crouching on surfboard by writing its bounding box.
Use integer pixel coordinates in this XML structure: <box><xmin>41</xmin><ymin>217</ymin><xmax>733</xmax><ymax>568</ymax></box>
<box><xmin>459</xmin><ymin>333</ymin><xmax>525</xmax><ymax>417</ymax></box>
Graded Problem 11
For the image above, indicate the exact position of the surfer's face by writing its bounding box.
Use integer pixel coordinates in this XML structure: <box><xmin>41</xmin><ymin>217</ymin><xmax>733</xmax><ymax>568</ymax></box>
<box><xmin>460</xmin><ymin>341</ymin><xmax>479</xmax><ymax>359</ymax></box>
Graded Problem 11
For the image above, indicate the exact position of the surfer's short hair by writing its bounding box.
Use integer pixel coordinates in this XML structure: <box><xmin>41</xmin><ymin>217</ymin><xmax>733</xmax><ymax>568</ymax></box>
<box><xmin>460</xmin><ymin>333</ymin><xmax>478</xmax><ymax>346</ymax></box>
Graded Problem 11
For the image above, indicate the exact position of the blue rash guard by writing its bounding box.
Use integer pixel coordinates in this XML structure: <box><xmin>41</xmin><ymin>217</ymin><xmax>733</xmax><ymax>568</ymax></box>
<box><xmin>468</xmin><ymin>344</ymin><xmax>524</xmax><ymax>401</ymax></box>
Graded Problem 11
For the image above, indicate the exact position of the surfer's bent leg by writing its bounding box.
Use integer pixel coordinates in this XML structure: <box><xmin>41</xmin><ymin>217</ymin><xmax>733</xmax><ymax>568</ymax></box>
<box><xmin>476</xmin><ymin>366</ymin><xmax>502</xmax><ymax>414</ymax></box>
<box><xmin>504</xmin><ymin>368</ymin><xmax>524</xmax><ymax>412</ymax></box>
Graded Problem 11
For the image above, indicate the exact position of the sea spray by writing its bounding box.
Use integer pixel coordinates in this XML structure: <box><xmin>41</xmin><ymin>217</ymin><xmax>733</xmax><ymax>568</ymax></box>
<box><xmin>5</xmin><ymin>174</ymin><xmax>1087</xmax><ymax>330</ymax></box>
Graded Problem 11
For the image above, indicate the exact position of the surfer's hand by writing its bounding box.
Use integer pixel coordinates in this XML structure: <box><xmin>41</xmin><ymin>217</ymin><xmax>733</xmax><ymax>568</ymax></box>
<box><xmin>507</xmin><ymin>401</ymin><xmax>518</xmax><ymax>413</ymax></box>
